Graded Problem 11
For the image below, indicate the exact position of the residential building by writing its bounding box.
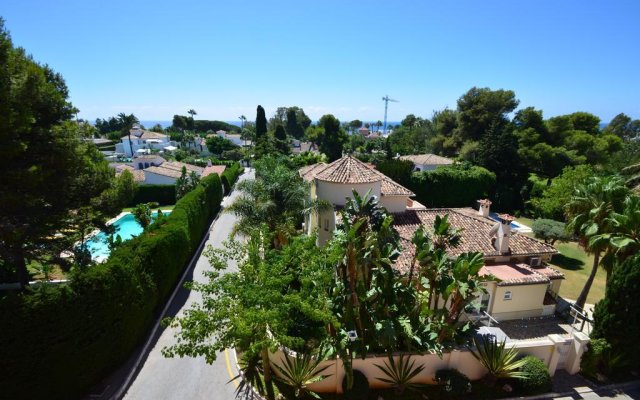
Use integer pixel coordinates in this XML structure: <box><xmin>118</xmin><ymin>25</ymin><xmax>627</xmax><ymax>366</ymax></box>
<box><xmin>115</xmin><ymin>124</ymin><xmax>177</xmax><ymax>157</ymax></box>
<box><xmin>132</xmin><ymin>154</ymin><xmax>166</xmax><ymax>170</ymax></box>
<box><xmin>290</xmin><ymin>140</ymin><xmax>318</xmax><ymax>155</ymax></box>
<box><xmin>400</xmin><ymin>154</ymin><xmax>454</xmax><ymax>171</ymax></box>
<box><xmin>300</xmin><ymin>155</ymin><xmax>563</xmax><ymax>322</ymax></box>
<box><xmin>214</xmin><ymin>130</ymin><xmax>251</xmax><ymax>147</ymax></box>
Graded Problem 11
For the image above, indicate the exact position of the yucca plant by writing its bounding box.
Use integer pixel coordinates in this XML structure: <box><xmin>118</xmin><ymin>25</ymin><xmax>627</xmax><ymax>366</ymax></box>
<box><xmin>374</xmin><ymin>353</ymin><xmax>425</xmax><ymax>394</ymax></box>
<box><xmin>229</xmin><ymin>353</ymin><xmax>265</xmax><ymax>400</ymax></box>
<box><xmin>469</xmin><ymin>335</ymin><xmax>528</xmax><ymax>386</ymax></box>
<box><xmin>272</xmin><ymin>348</ymin><xmax>331</xmax><ymax>399</ymax></box>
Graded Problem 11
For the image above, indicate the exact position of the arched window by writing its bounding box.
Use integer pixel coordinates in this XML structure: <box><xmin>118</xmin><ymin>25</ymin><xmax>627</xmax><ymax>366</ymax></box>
<box><xmin>504</xmin><ymin>291</ymin><xmax>512</xmax><ymax>301</ymax></box>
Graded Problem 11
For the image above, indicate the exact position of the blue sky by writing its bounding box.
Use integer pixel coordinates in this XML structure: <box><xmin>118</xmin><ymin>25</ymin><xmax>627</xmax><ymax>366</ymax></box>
<box><xmin>3</xmin><ymin>0</ymin><xmax>639</xmax><ymax>123</ymax></box>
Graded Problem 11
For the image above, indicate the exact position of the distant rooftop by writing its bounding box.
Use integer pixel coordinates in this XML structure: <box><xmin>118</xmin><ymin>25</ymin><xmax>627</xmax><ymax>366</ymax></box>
<box><xmin>400</xmin><ymin>154</ymin><xmax>454</xmax><ymax>166</ymax></box>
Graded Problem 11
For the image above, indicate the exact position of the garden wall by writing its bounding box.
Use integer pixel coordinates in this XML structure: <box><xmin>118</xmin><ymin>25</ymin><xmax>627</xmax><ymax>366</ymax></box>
<box><xmin>0</xmin><ymin>173</ymin><xmax>224</xmax><ymax>400</ymax></box>
<box><xmin>269</xmin><ymin>331</ymin><xmax>590</xmax><ymax>394</ymax></box>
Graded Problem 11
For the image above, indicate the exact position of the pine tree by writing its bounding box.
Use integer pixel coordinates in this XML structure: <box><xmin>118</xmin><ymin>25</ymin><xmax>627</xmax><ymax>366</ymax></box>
<box><xmin>256</xmin><ymin>105</ymin><xmax>267</xmax><ymax>140</ymax></box>
<box><xmin>274</xmin><ymin>125</ymin><xmax>290</xmax><ymax>155</ymax></box>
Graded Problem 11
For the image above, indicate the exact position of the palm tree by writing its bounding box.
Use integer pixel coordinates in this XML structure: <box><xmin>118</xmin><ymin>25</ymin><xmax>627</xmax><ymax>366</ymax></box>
<box><xmin>565</xmin><ymin>176</ymin><xmax>629</xmax><ymax>309</ymax></box>
<box><xmin>376</xmin><ymin>120</ymin><xmax>383</xmax><ymax>132</ymax></box>
<box><xmin>226</xmin><ymin>156</ymin><xmax>310</xmax><ymax>249</ymax></box>
<box><xmin>239</xmin><ymin>115</ymin><xmax>247</xmax><ymax>129</ymax></box>
<box><xmin>117</xmin><ymin>112</ymin><xmax>139</xmax><ymax>156</ymax></box>
<box><xmin>591</xmin><ymin>194</ymin><xmax>640</xmax><ymax>279</ymax></box>
<box><xmin>187</xmin><ymin>109</ymin><xmax>197</xmax><ymax>131</ymax></box>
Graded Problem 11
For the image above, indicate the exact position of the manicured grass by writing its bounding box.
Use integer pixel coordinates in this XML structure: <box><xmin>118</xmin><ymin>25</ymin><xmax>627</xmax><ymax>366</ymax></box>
<box><xmin>516</xmin><ymin>217</ymin><xmax>605</xmax><ymax>305</ymax></box>
<box><xmin>121</xmin><ymin>204</ymin><xmax>176</xmax><ymax>212</ymax></box>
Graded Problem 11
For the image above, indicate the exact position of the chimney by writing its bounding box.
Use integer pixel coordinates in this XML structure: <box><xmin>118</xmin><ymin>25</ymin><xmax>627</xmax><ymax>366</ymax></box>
<box><xmin>207</xmin><ymin>159</ymin><xmax>212</xmax><ymax>167</ymax></box>
<box><xmin>477</xmin><ymin>199</ymin><xmax>492</xmax><ymax>218</ymax></box>
<box><xmin>489</xmin><ymin>213</ymin><xmax>515</xmax><ymax>254</ymax></box>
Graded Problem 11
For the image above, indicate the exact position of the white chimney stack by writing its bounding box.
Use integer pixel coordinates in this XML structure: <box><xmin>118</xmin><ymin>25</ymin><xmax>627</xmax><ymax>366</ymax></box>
<box><xmin>478</xmin><ymin>199</ymin><xmax>492</xmax><ymax>218</ymax></box>
<box><xmin>489</xmin><ymin>213</ymin><xmax>515</xmax><ymax>254</ymax></box>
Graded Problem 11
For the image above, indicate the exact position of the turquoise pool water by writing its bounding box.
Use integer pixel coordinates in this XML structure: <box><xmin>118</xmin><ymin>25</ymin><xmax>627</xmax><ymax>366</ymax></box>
<box><xmin>85</xmin><ymin>211</ymin><xmax>170</xmax><ymax>261</ymax></box>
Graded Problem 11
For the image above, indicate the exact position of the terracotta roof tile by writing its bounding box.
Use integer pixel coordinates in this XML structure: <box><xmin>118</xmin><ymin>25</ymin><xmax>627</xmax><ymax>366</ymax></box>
<box><xmin>400</xmin><ymin>154</ymin><xmax>454</xmax><ymax>166</ymax></box>
<box><xmin>381</xmin><ymin>178</ymin><xmax>415</xmax><ymax>196</ymax></box>
<box><xmin>122</xmin><ymin>129</ymin><xmax>168</xmax><ymax>140</ymax></box>
<box><xmin>392</xmin><ymin>208</ymin><xmax>557</xmax><ymax>271</ymax></box>
<box><xmin>202</xmin><ymin>165</ymin><xmax>226</xmax><ymax>177</ymax></box>
<box><xmin>314</xmin><ymin>156</ymin><xmax>383</xmax><ymax>184</ymax></box>
<box><xmin>479</xmin><ymin>263</ymin><xmax>551</xmax><ymax>286</ymax></box>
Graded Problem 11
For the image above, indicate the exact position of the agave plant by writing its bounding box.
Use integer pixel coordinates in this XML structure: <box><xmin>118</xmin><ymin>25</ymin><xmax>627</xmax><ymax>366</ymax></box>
<box><xmin>374</xmin><ymin>353</ymin><xmax>425</xmax><ymax>394</ymax></box>
<box><xmin>229</xmin><ymin>353</ymin><xmax>265</xmax><ymax>400</ymax></box>
<box><xmin>272</xmin><ymin>348</ymin><xmax>331</xmax><ymax>399</ymax></box>
<box><xmin>469</xmin><ymin>335</ymin><xmax>528</xmax><ymax>385</ymax></box>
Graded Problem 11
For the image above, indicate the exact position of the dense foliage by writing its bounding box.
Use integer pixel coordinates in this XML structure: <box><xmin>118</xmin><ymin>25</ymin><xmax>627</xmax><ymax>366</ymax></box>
<box><xmin>410</xmin><ymin>164</ymin><xmax>496</xmax><ymax>208</ymax></box>
<box><xmin>531</xmin><ymin>219</ymin><xmax>570</xmax><ymax>245</ymax></box>
<box><xmin>591</xmin><ymin>254</ymin><xmax>640</xmax><ymax>372</ymax></box>
<box><xmin>0</xmin><ymin>173</ymin><xmax>223</xmax><ymax>400</ymax></box>
<box><xmin>130</xmin><ymin>184</ymin><xmax>176</xmax><ymax>206</ymax></box>
<box><xmin>0</xmin><ymin>20</ymin><xmax>127</xmax><ymax>286</ymax></box>
<box><xmin>518</xmin><ymin>356</ymin><xmax>552</xmax><ymax>394</ymax></box>
<box><xmin>221</xmin><ymin>162</ymin><xmax>243</xmax><ymax>193</ymax></box>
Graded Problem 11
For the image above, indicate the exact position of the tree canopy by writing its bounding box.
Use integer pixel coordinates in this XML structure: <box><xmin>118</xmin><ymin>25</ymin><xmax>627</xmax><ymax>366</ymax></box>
<box><xmin>0</xmin><ymin>20</ymin><xmax>123</xmax><ymax>286</ymax></box>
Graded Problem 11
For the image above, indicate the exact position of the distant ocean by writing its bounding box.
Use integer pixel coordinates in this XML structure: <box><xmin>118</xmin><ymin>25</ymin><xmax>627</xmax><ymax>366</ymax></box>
<box><xmin>140</xmin><ymin>120</ymin><xmax>400</xmax><ymax>130</ymax></box>
<box><xmin>139</xmin><ymin>120</ymin><xmax>403</xmax><ymax>130</ymax></box>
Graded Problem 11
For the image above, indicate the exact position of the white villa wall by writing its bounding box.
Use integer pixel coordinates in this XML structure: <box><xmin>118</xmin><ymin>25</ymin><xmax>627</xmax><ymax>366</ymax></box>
<box><xmin>379</xmin><ymin>196</ymin><xmax>409</xmax><ymax>213</ymax></box>
<box><xmin>316</xmin><ymin>180</ymin><xmax>382</xmax><ymax>207</ymax></box>
<box><xmin>269</xmin><ymin>331</ymin><xmax>589</xmax><ymax>394</ymax></box>
<box><xmin>143</xmin><ymin>172</ymin><xmax>176</xmax><ymax>185</ymax></box>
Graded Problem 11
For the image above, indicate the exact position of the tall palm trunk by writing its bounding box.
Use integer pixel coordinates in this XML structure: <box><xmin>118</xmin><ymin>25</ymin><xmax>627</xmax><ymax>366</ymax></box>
<box><xmin>127</xmin><ymin>132</ymin><xmax>134</xmax><ymax>156</ymax></box>
<box><xmin>575</xmin><ymin>250</ymin><xmax>600</xmax><ymax>310</ymax></box>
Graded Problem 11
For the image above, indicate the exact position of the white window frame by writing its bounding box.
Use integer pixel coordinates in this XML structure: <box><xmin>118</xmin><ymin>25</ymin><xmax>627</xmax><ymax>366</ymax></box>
<box><xmin>504</xmin><ymin>291</ymin><xmax>512</xmax><ymax>301</ymax></box>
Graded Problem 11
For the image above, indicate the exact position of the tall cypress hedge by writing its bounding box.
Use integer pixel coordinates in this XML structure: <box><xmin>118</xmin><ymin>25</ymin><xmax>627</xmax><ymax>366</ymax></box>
<box><xmin>0</xmin><ymin>173</ymin><xmax>223</xmax><ymax>400</ymax></box>
<box><xmin>409</xmin><ymin>165</ymin><xmax>496</xmax><ymax>208</ymax></box>
<box><xmin>221</xmin><ymin>162</ymin><xmax>243</xmax><ymax>194</ymax></box>
<box><xmin>129</xmin><ymin>184</ymin><xmax>176</xmax><ymax>206</ymax></box>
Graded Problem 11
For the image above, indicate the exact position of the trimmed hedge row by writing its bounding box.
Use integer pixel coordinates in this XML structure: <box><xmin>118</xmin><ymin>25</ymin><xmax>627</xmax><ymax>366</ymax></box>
<box><xmin>0</xmin><ymin>173</ymin><xmax>223</xmax><ymax>400</ymax></box>
<box><xmin>129</xmin><ymin>184</ymin><xmax>176</xmax><ymax>206</ymax></box>
<box><xmin>221</xmin><ymin>162</ymin><xmax>243</xmax><ymax>194</ymax></box>
<box><xmin>409</xmin><ymin>165</ymin><xmax>496</xmax><ymax>208</ymax></box>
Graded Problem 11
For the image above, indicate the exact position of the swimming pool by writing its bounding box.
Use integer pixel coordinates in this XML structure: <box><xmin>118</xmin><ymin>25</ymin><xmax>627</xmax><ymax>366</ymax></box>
<box><xmin>84</xmin><ymin>211</ymin><xmax>171</xmax><ymax>262</ymax></box>
<box><xmin>488</xmin><ymin>212</ymin><xmax>532</xmax><ymax>233</ymax></box>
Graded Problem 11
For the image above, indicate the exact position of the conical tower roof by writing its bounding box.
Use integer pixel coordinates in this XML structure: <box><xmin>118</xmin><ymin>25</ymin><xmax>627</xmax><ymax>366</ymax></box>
<box><xmin>314</xmin><ymin>155</ymin><xmax>383</xmax><ymax>184</ymax></box>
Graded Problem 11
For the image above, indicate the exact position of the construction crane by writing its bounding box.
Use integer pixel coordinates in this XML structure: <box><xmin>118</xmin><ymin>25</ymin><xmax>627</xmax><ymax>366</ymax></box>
<box><xmin>382</xmin><ymin>95</ymin><xmax>399</xmax><ymax>136</ymax></box>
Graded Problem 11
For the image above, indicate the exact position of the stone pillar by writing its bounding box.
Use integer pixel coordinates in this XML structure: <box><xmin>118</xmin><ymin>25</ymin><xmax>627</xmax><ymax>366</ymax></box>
<box><xmin>547</xmin><ymin>334</ymin><xmax>570</xmax><ymax>376</ymax></box>
<box><xmin>566</xmin><ymin>331</ymin><xmax>590</xmax><ymax>375</ymax></box>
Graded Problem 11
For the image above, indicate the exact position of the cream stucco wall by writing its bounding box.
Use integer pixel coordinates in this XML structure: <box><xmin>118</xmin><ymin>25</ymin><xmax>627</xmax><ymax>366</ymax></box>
<box><xmin>491</xmin><ymin>283</ymin><xmax>547</xmax><ymax>321</ymax></box>
<box><xmin>379</xmin><ymin>195</ymin><xmax>409</xmax><ymax>213</ymax></box>
<box><xmin>316</xmin><ymin>180</ymin><xmax>381</xmax><ymax>206</ymax></box>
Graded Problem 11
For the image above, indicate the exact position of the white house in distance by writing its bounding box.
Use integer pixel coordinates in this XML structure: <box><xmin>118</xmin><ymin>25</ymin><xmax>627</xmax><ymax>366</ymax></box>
<box><xmin>115</xmin><ymin>124</ymin><xmax>177</xmax><ymax>157</ymax></box>
<box><xmin>400</xmin><ymin>153</ymin><xmax>454</xmax><ymax>171</ymax></box>
<box><xmin>300</xmin><ymin>155</ymin><xmax>563</xmax><ymax>322</ymax></box>
<box><xmin>215</xmin><ymin>130</ymin><xmax>251</xmax><ymax>147</ymax></box>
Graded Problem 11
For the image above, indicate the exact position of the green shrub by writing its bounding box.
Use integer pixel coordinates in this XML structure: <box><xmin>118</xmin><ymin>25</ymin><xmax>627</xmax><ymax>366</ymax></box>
<box><xmin>342</xmin><ymin>369</ymin><xmax>369</xmax><ymax>400</ymax></box>
<box><xmin>409</xmin><ymin>164</ymin><xmax>496</xmax><ymax>208</ymax></box>
<box><xmin>580</xmin><ymin>338</ymin><xmax>627</xmax><ymax>381</ymax></box>
<box><xmin>519</xmin><ymin>356</ymin><xmax>552</xmax><ymax>394</ymax></box>
<box><xmin>435</xmin><ymin>368</ymin><xmax>471</xmax><ymax>395</ymax></box>
<box><xmin>531</xmin><ymin>219</ymin><xmax>571</xmax><ymax>245</ymax></box>
<box><xmin>0</xmin><ymin>174</ymin><xmax>223</xmax><ymax>400</ymax></box>
<box><xmin>130</xmin><ymin>184</ymin><xmax>176</xmax><ymax>206</ymax></box>
<box><xmin>221</xmin><ymin>162</ymin><xmax>243</xmax><ymax>193</ymax></box>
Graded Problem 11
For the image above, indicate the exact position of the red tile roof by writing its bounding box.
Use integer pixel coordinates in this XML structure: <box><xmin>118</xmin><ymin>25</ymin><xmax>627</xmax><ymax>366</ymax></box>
<box><xmin>202</xmin><ymin>165</ymin><xmax>226</xmax><ymax>177</ymax></box>
<box><xmin>391</xmin><ymin>208</ymin><xmax>558</xmax><ymax>277</ymax></box>
<box><xmin>315</xmin><ymin>155</ymin><xmax>383</xmax><ymax>184</ymax></box>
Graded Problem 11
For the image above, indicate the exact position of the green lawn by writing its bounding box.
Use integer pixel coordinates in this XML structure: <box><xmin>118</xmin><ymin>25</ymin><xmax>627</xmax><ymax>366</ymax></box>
<box><xmin>517</xmin><ymin>217</ymin><xmax>605</xmax><ymax>305</ymax></box>
<box><xmin>121</xmin><ymin>204</ymin><xmax>176</xmax><ymax>212</ymax></box>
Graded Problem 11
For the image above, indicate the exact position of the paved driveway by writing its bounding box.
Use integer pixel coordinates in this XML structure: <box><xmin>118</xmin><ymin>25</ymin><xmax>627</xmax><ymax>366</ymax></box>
<box><xmin>123</xmin><ymin>170</ymin><xmax>254</xmax><ymax>400</ymax></box>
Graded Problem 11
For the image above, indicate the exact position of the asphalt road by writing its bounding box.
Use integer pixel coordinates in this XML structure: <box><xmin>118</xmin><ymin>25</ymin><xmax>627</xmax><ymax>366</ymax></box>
<box><xmin>123</xmin><ymin>169</ymin><xmax>254</xmax><ymax>400</ymax></box>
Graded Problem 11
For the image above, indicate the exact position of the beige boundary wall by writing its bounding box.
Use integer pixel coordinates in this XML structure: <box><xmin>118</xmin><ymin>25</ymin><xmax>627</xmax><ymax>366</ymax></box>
<box><xmin>269</xmin><ymin>331</ymin><xmax>590</xmax><ymax>394</ymax></box>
